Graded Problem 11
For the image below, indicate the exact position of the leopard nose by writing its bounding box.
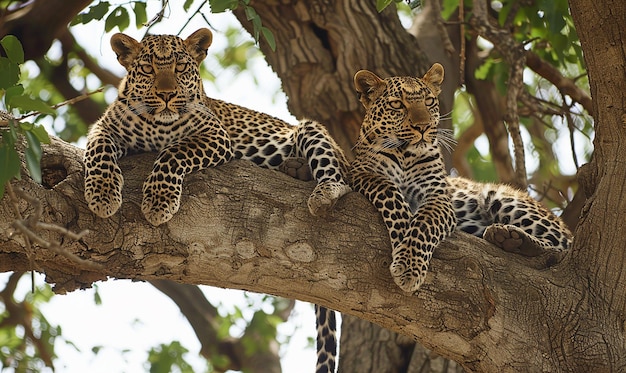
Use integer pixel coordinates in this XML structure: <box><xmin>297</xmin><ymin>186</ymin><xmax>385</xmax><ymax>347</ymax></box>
<box><xmin>157</xmin><ymin>91</ymin><xmax>176</xmax><ymax>103</ymax></box>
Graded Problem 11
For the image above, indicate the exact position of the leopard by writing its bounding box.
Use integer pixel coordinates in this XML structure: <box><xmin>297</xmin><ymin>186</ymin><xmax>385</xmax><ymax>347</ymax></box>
<box><xmin>311</xmin><ymin>63</ymin><xmax>574</xmax><ymax>373</ymax></box>
<box><xmin>83</xmin><ymin>28</ymin><xmax>351</xmax><ymax>227</ymax></box>
<box><xmin>350</xmin><ymin>63</ymin><xmax>573</xmax><ymax>294</ymax></box>
<box><xmin>82</xmin><ymin>28</ymin><xmax>350</xmax><ymax>373</ymax></box>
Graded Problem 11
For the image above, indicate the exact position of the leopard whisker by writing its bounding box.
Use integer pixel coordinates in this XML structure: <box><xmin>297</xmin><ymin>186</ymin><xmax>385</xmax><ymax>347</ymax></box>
<box><xmin>437</xmin><ymin>128</ymin><xmax>457</xmax><ymax>153</ymax></box>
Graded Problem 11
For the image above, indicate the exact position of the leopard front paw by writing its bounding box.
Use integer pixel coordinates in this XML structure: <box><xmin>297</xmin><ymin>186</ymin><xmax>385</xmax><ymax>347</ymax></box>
<box><xmin>141</xmin><ymin>180</ymin><xmax>182</xmax><ymax>226</ymax></box>
<box><xmin>389</xmin><ymin>243</ymin><xmax>428</xmax><ymax>293</ymax></box>
<box><xmin>84</xmin><ymin>175</ymin><xmax>123</xmax><ymax>219</ymax></box>
<box><xmin>141</xmin><ymin>193</ymin><xmax>180</xmax><ymax>227</ymax></box>
<box><xmin>307</xmin><ymin>181</ymin><xmax>351</xmax><ymax>216</ymax></box>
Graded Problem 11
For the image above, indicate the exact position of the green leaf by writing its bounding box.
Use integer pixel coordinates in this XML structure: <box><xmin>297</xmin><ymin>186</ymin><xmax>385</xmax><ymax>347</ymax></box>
<box><xmin>261</xmin><ymin>27</ymin><xmax>276</xmax><ymax>52</ymax></box>
<box><xmin>8</xmin><ymin>94</ymin><xmax>56</xmax><ymax>115</ymax></box>
<box><xmin>24</xmin><ymin>130</ymin><xmax>42</xmax><ymax>159</ymax></box>
<box><xmin>28</xmin><ymin>124</ymin><xmax>51</xmax><ymax>144</ymax></box>
<box><xmin>376</xmin><ymin>0</ymin><xmax>394</xmax><ymax>12</ymax></box>
<box><xmin>24</xmin><ymin>147</ymin><xmax>41</xmax><ymax>183</ymax></box>
<box><xmin>133</xmin><ymin>1</ymin><xmax>148</xmax><ymax>27</ymax></box>
<box><xmin>105</xmin><ymin>6</ymin><xmax>130</xmax><ymax>32</ymax></box>
<box><xmin>183</xmin><ymin>0</ymin><xmax>194</xmax><ymax>11</ymax></box>
<box><xmin>441</xmin><ymin>0</ymin><xmax>459</xmax><ymax>20</ymax></box>
<box><xmin>4</xmin><ymin>84</ymin><xmax>24</xmax><ymax>108</ymax></box>
<box><xmin>73</xmin><ymin>1</ymin><xmax>111</xmax><ymax>25</ymax></box>
<box><xmin>244</xmin><ymin>5</ymin><xmax>257</xmax><ymax>21</ymax></box>
<box><xmin>24</xmin><ymin>130</ymin><xmax>43</xmax><ymax>183</ymax></box>
<box><xmin>209</xmin><ymin>0</ymin><xmax>238</xmax><ymax>13</ymax></box>
<box><xmin>474</xmin><ymin>59</ymin><xmax>493</xmax><ymax>80</ymax></box>
<box><xmin>94</xmin><ymin>287</ymin><xmax>102</xmax><ymax>305</ymax></box>
<box><xmin>0</xmin><ymin>57</ymin><xmax>20</xmax><ymax>89</ymax></box>
<box><xmin>0</xmin><ymin>132</ymin><xmax>22</xmax><ymax>199</ymax></box>
<box><xmin>0</xmin><ymin>35</ymin><xmax>24</xmax><ymax>64</ymax></box>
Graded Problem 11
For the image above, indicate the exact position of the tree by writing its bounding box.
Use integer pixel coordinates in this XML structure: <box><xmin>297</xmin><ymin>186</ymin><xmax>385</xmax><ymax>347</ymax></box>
<box><xmin>1</xmin><ymin>0</ymin><xmax>622</xmax><ymax>371</ymax></box>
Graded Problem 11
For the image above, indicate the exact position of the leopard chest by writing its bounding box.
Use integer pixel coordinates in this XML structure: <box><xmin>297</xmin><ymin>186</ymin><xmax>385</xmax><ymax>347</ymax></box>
<box><xmin>373</xmin><ymin>148</ymin><xmax>446</xmax><ymax>214</ymax></box>
<box><xmin>106</xmin><ymin>104</ymin><xmax>206</xmax><ymax>152</ymax></box>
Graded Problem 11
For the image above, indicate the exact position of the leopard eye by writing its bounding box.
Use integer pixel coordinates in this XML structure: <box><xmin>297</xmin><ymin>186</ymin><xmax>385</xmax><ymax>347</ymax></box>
<box><xmin>389</xmin><ymin>100</ymin><xmax>404</xmax><ymax>110</ymax></box>
<box><xmin>424</xmin><ymin>97</ymin><xmax>435</xmax><ymax>106</ymax></box>
<box><xmin>139</xmin><ymin>64</ymin><xmax>153</xmax><ymax>75</ymax></box>
<box><xmin>175</xmin><ymin>62</ymin><xmax>188</xmax><ymax>72</ymax></box>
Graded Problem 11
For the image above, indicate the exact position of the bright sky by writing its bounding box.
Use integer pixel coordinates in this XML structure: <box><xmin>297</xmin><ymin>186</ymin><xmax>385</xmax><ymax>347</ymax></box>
<box><xmin>2</xmin><ymin>2</ymin><xmax>330</xmax><ymax>372</ymax></box>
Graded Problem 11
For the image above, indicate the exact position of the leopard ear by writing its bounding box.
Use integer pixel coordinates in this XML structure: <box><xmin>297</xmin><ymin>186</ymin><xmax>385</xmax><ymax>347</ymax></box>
<box><xmin>354</xmin><ymin>70</ymin><xmax>385</xmax><ymax>108</ymax></box>
<box><xmin>422</xmin><ymin>63</ymin><xmax>444</xmax><ymax>96</ymax></box>
<box><xmin>110</xmin><ymin>33</ymin><xmax>142</xmax><ymax>70</ymax></box>
<box><xmin>185</xmin><ymin>28</ymin><xmax>213</xmax><ymax>64</ymax></box>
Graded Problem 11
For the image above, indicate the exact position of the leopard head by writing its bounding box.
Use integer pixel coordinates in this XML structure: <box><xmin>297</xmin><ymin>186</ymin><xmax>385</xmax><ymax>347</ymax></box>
<box><xmin>110</xmin><ymin>28</ymin><xmax>213</xmax><ymax>123</ymax></box>
<box><xmin>353</xmin><ymin>64</ymin><xmax>445</xmax><ymax>152</ymax></box>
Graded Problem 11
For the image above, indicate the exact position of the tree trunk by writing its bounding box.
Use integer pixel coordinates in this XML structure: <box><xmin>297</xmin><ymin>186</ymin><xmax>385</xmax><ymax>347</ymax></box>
<box><xmin>231</xmin><ymin>1</ymin><xmax>443</xmax><ymax>158</ymax></box>
<box><xmin>232</xmin><ymin>2</ymin><xmax>462</xmax><ymax>370</ymax></box>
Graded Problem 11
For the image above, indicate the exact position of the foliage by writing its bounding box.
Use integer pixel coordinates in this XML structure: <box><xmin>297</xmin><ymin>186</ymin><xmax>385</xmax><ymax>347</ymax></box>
<box><xmin>209</xmin><ymin>0</ymin><xmax>276</xmax><ymax>51</ymax></box>
<box><xmin>71</xmin><ymin>0</ymin><xmax>276</xmax><ymax>51</ymax></box>
<box><xmin>0</xmin><ymin>277</ymin><xmax>60</xmax><ymax>371</ymax></box>
<box><xmin>147</xmin><ymin>341</ymin><xmax>198</xmax><ymax>373</ymax></box>
<box><xmin>0</xmin><ymin>36</ymin><xmax>51</xmax><ymax>199</ymax></box>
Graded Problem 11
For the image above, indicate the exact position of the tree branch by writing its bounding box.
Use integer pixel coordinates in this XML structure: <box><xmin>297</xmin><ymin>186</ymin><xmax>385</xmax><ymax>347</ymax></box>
<box><xmin>150</xmin><ymin>280</ymin><xmax>282</xmax><ymax>372</ymax></box>
<box><xmin>0</xmin><ymin>137</ymin><xmax>599</xmax><ymax>371</ymax></box>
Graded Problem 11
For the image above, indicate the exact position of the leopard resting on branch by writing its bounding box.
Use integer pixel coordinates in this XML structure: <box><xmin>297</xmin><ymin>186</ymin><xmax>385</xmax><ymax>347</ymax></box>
<box><xmin>312</xmin><ymin>63</ymin><xmax>573</xmax><ymax>372</ymax></box>
<box><xmin>350</xmin><ymin>63</ymin><xmax>572</xmax><ymax>293</ymax></box>
<box><xmin>82</xmin><ymin>28</ymin><xmax>349</xmax><ymax>373</ymax></box>
<box><xmin>83</xmin><ymin>28</ymin><xmax>351</xmax><ymax>227</ymax></box>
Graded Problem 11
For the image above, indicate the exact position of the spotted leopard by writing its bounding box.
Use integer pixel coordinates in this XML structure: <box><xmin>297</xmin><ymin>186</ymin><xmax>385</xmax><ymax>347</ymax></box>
<box><xmin>311</xmin><ymin>63</ymin><xmax>574</xmax><ymax>373</ymax></box>
<box><xmin>83</xmin><ymin>28</ymin><xmax>350</xmax><ymax>226</ymax></box>
<box><xmin>351</xmin><ymin>63</ymin><xmax>572</xmax><ymax>294</ymax></box>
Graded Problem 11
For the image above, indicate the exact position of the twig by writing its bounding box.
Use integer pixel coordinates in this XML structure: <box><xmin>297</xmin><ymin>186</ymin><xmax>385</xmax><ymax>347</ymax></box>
<box><xmin>7</xmin><ymin>185</ymin><xmax>102</xmax><ymax>271</ymax></box>
<box><xmin>562</xmin><ymin>93</ymin><xmax>580</xmax><ymax>169</ymax></box>
<box><xmin>469</xmin><ymin>0</ymin><xmax>528</xmax><ymax>188</ymax></box>
<box><xmin>177</xmin><ymin>0</ymin><xmax>211</xmax><ymax>36</ymax></box>
<box><xmin>144</xmin><ymin>0</ymin><xmax>169</xmax><ymax>33</ymax></box>
<box><xmin>16</xmin><ymin>87</ymin><xmax>106</xmax><ymax>122</ymax></box>
<box><xmin>458</xmin><ymin>0</ymin><xmax>466</xmax><ymax>84</ymax></box>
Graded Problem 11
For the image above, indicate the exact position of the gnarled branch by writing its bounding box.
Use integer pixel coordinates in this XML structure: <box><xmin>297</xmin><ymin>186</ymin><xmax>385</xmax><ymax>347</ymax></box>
<box><xmin>0</xmin><ymin>137</ymin><xmax>603</xmax><ymax>371</ymax></box>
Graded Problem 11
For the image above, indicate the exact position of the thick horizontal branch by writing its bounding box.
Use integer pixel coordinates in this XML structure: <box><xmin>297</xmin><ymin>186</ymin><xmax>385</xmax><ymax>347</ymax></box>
<box><xmin>0</xmin><ymin>137</ymin><xmax>583</xmax><ymax>371</ymax></box>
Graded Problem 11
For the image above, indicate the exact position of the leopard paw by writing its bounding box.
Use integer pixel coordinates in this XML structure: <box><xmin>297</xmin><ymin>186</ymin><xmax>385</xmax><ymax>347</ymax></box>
<box><xmin>141</xmin><ymin>194</ymin><xmax>180</xmax><ymax>227</ymax></box>
<box><xmin>307</xmin><ymin>181</ymin><xmax>351</xmax><ymax>216</ymax></box>
<box><xmin>86</xmin><ymin>192</ymin><xmax>123</xmax><ymax>218</ymax></box>
<box><xmin>84</xmin><ymin>174</ymin><xmax>124</xmax><ymax>219</ymax></box>
<box><xmin>141</xmin><ymin>181</ymin><xmax>182</xmax><ymax>226</ymax></box>
<box><xmin>389</xmin><ymin>243</ymin><xmax>428</xmax><ymax>293</ymax></box>
<box><xmin>279</xmin><ymin>157</ymin><xmax>312</xmax><ymax>181</ymax></box>
<box><xmin>483</xmin><ymin>223</ymin><xmax>543</xmax><ymax>257</ymax></box>
<box><xmin>389</xmin><ymin>258</ymin><xmax>426</xmax><ymax>293</ymax></box>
